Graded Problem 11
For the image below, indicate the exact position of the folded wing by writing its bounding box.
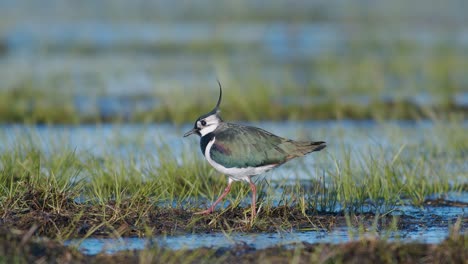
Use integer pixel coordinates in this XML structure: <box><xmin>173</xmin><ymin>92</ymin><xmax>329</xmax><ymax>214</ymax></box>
<box><xmin>210</xmin><ymin>123</ymin><xmax>325</xmax><ymax>169</ymax></box>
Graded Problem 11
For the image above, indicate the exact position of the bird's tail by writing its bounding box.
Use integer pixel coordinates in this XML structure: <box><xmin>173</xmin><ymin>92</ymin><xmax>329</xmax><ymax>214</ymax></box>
<box><xmin>290</xmin><ymin>141</ymin><xmax>326</xmax><ymax>157</ymax></box>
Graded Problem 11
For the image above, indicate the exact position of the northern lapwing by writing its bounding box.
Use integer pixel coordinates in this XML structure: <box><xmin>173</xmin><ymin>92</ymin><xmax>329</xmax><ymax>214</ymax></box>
<box><xmin>184</xmin><ymin>81</ymin><xmax>326</xmax><ymax>219</ymax></box>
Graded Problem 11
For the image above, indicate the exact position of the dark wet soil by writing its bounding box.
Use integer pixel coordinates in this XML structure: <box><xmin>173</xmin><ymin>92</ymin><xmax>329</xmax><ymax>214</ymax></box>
<box><xmin>1</xmin><ymin>195</ymin><xmax>466</xmax><ymax>238</ymax></box>
<box><xmin>1</xmin><ymin>194</ymin><xmax>466</xmax><ymax>263</ymax></box>
<box><xmin>1</xmin><ymin>226</ymin><xmax>466</xmax><ymax>264</ymax></box>
<box><xmin>0</xmin><ymin>226</ymin><xmax>86</xmax><ymax>263</ymax></box>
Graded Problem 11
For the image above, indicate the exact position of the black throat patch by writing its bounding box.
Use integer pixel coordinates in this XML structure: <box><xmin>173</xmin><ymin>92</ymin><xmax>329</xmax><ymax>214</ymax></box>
<box><xmin>200</xmin><ymin>132</ymin><xmax>215</xmax><ymax>156</ymax></box>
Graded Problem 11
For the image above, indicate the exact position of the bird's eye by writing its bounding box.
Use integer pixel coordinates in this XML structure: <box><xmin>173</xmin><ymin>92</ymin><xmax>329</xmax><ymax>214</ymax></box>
<box><xmin>201</xmin><ymin>120</ymin><xmax>207</xmax><ymax>126</ymax></box>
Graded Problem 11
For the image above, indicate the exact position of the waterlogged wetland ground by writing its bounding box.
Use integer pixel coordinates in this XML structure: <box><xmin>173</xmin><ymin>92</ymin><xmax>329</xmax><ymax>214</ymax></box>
<box><xmin>0</xmin><ymin>121</ymin><xmax>467</xmax><ymax>262</ymax></box>
<box><xmin>1</xmin><ymin>0</ymin><xmax>468</xmax><ymax>263</ymax></box>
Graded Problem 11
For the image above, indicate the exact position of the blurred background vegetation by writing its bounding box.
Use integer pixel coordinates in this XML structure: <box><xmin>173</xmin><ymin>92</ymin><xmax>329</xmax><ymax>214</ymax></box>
<box><xmin>0</xmin><ymin>0</ymin><xmax>467</xmax><ymax>124</ymax></box>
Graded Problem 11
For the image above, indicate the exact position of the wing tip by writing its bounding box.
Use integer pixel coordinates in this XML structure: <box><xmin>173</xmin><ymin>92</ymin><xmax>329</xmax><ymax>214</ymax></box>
<box><xmin>312</xmin><ymin>141</ymin><xmax>326</xmax><ymax>152</ymax></box>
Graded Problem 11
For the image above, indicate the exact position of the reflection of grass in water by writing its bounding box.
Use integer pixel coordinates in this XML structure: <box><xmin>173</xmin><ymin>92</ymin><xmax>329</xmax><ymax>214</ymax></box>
<box><xmin>0</xmin><ymin>120</ymin><xmax>465</xmax><ymax>239</ymax></box>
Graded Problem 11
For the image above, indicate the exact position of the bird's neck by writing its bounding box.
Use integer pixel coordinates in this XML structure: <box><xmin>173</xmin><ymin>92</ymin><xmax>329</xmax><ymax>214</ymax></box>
<box><xmin>200</xmin><ymin>132</ymin><xmax>215</xmax><ymax>156</ymax></box>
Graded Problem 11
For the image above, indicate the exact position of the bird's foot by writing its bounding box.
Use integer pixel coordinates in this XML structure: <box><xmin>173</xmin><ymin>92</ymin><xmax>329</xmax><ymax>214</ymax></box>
<box><xmin>194</xmin><ymin>208</ymin><xmax>214</xmax><ymax>215</ymax></box>
<box><xmin>250</xmin><ymin>207</ymin><xmax>257</xmax><ymax>221</ymax></box>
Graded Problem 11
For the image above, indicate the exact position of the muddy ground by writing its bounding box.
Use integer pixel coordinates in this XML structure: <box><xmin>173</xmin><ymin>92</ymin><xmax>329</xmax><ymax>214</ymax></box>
<box><xmin>1</xmin><ymin>197</ymin><xmax>466</xmax><ymax>263</ymax></box>
<box><xmin>1</xmin><ymin>196</ymin><xmax>466</xmax><ymax>238</ymax></box>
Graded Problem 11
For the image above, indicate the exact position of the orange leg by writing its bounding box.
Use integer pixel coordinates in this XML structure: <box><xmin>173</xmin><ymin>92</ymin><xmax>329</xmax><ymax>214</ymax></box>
<box><xmin>249</xmin><ymin>177</ymin><xmax>257</xmax><ymax>219</ymax></box>
<box><xmin>195</xmin><ymin>179</ymin><xmax>233</xmax><ymax>215</ymax></box>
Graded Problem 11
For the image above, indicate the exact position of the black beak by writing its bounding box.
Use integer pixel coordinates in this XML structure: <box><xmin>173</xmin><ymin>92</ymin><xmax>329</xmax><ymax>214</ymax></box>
<box><xmin>183</xmin><ymin>128</ymin><xmax>198</xmax><ymax>137</ymax></box>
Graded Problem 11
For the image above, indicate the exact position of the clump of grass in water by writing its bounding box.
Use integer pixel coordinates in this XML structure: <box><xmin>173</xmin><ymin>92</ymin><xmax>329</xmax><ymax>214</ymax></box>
<box><xmin>0</xmin><ymin>81</ymin><xmax>80</xmax><ymax>124</ymax></box>
<box><xmin>0</xmin><ymin>140</ymin><xmax>231</xmax><ymax>237</ymax></box>
<box><xmin>0</xmin><ymin>73</ymin><xmax>466</xmax><ymax>124</ymax></box>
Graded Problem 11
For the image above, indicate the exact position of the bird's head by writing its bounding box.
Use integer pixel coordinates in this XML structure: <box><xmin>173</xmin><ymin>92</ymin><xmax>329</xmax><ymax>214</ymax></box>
<box><xmin>183</xmin><ymin>80</ymin><xmax>223</xmax><ymax>137</ymax></box>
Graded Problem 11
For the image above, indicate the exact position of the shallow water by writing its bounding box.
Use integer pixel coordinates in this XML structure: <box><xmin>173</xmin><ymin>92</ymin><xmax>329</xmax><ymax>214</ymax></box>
<box><xmin>66</xmin><ymin>194</ymin><xmax>467</xmax><ymax>255</ymax></box>
<box><xmin>66</xmin><ymin>214</ymin><xmax>465</xmax><ymax>255</ymax></box>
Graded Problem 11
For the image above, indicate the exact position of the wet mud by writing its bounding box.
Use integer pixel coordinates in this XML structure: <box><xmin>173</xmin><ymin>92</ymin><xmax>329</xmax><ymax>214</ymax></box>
<box><xmin>1</xmin><ymin>199</ymin><xmax>466</xmax><ymax>238</ymax></box>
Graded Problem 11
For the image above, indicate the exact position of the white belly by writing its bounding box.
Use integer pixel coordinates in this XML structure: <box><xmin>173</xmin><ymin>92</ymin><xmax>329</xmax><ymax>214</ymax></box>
<box><xmin>204</xmin><ymin>137</ymin><xmax>276</xmax><ymax>182</ymax></box>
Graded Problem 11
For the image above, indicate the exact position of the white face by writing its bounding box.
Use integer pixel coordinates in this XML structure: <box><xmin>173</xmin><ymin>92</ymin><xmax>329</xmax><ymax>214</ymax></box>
<box><xmin>196</xmin><ymin>114</ymin><xmax>221</xmax><ymax>136</ymax></box>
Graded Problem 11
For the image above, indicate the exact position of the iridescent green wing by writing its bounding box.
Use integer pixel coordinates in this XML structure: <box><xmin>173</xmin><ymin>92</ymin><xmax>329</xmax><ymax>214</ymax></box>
<box><xmin>210</xmin><ymin>123</ymin><xmax>296</xmax><ymax>168</ymax></box>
